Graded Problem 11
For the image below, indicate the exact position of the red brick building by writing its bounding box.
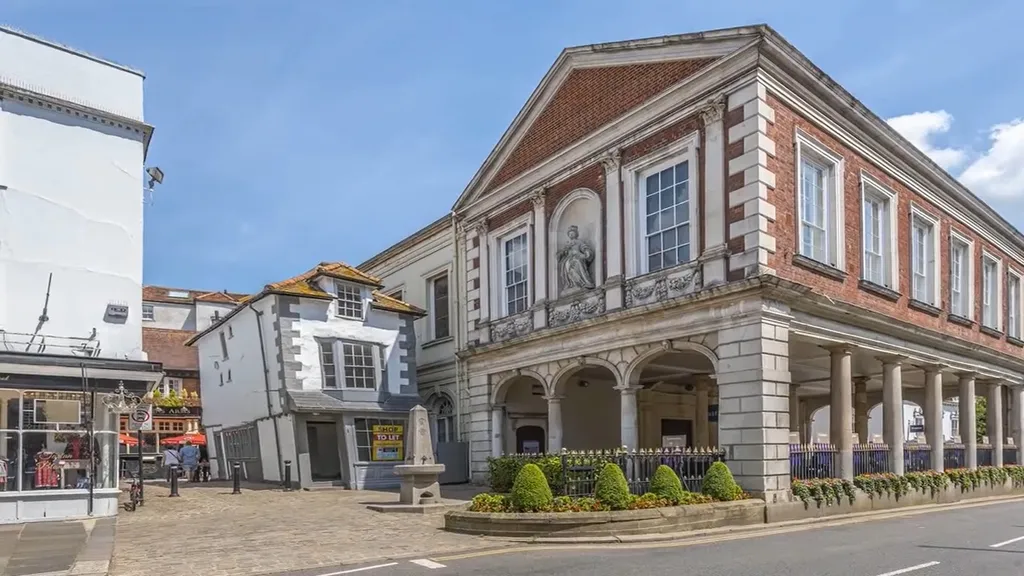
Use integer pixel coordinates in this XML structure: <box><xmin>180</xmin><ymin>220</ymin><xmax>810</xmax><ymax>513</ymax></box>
<box><xmin>371</xmin><ymin>24</ymin><xmax>1024</xmax><ymax>499</ymax></box>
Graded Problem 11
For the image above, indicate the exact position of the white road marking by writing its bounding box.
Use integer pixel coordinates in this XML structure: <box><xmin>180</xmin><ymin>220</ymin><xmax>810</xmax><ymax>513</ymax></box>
<box><xmin>318</xmin><ymin>562</ymin><xmax>399</xmax><ymax>575</ymax></box>
<box><xmin>990</xmin><ymin>534</ymin><xmax>1024</xmax><ymax>548</ymax></box>
<box><xmin>410</xmin><ymin>558</ymin><xmax>447</xmax><ymax>569</ymax></box>
<box><xmin>875</xmin><ymin>561</ymin><xmax>941</xmax><ymax>576</ymax></box>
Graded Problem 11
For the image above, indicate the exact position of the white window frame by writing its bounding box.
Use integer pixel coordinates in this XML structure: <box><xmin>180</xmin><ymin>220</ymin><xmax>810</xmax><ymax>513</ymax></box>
<box><xmin>427</xmin><ymin>269</ymin><xmax>451</xmax><ymax>341</ymax></box>
<box><xmin>795</xmin><ymin>130</ymin><xmax>845</xmax><ymax>270</ymax></box>
<box><xmin>386</xmin><ymin>287</ymin><xmax>404</xmax><ymax>301</ymax></box>
<box><xmin>981</xmin><ymin>251</ymin><xmax>1003</xmax><ymax>331</ymax></box>
<box><xmin>622</xmin><ymin>134</ymin><xmax>700</xmax><ymax>278</ymax></box>
<box><xmin>948</xmin><ymin>230</ymin><xmax>974</xmax><ymax>319</ymax></box>
<box><xmin>334</xmin><ymin>281</ymin><xmax>365</xmax><ymax>320</ymax></box>
<box><xmin>859</xmin><ymin>173</ymin><xmax>898</xmax><ymax>290</ymax></box>
<box><xmin>318</xmin><ymin>339</ymin><xmax>381</xmax><ymax>390</ymax></box>
<box><xmin>142</xmin><ymin>303</ymin><xmax>155</xmax><ymax>321</ymax></box>
<box><xmin>909</xmin><ymin>204</ymin><xmax>941</xmax><ymax>306</ymax></box>
<box><xmin>488</xmin><ymin>212</ymin><xmax>533</xmax><ymax>320</ymax></box>
<box><xmin>1008</xmin><ymin>268</ymin><xmax>1023</xmax><ymax>340</ymax></box>
<box><xmin>159</xmin><ymin>377</ymin><xmax>184</xmax><ymax>397</ymax></box>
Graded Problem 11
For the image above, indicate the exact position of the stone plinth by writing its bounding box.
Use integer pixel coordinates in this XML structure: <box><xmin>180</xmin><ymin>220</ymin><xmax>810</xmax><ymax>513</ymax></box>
<box><xmin>374</xmin><ymin>405</ymin><xmax>446</xmax><ymax>512</ymax></box>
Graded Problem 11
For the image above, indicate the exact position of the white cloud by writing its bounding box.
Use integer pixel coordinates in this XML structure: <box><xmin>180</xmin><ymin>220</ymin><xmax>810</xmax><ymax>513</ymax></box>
<box><xmin>886</xmin><ymin>110</ymin><xmax>967</xmax><ymax>170</ymax></box>
<box><xmin>959</xmin><ymin>119</ymin><xmax>1024</xmax><ymax>200</ymax></box>
<box><xmin>887</xmin><ymin>110</ymin><xmax>1024</xmax><ymax>201</ymax></box>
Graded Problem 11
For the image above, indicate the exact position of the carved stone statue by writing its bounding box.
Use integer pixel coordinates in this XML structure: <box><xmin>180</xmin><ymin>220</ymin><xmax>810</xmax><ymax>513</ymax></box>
<box><xmin>557</xmin><ymin>225</ymin><xmax>595</xmax><ymax>295</ymax></box>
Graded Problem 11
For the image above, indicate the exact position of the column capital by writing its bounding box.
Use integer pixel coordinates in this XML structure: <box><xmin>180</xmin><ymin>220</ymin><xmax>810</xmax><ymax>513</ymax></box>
<box><xmin>530</xmin><ymin>187</ymin><xmax>547</xmax><ymax>209</ymax></box>
<box><xmin>917</xmin><ymin>363</ymin><xmax>946</xmax><ymax>374</ymax></box>
<box><xmin>876</xmin><ymin>354</ymin><xmax>906</xmax><ymax>366</ymax></box>
<box><xmin>822</xmin><ymin>343</ymin><xmax>855</xmax><ymax>355</ymax></box>
<box><xmin>955</xmin><ymin>371</ymin><xmax>977</xmax><ymax>380</ymax></box>
<box><xmin>543</xmin><ymin>394</ymin><xmax>564</xmax><ymax>403</ymax></box>
<box><xmin>616</xmin><ymin>385</ymin><xmax>642</xmax><ymax>395</ymax></box>
<box><xmin>473</xmin><ymin>219</ymin><xmax>489</xmax><ymax>237</ymax></box>
<box><xmin>693</xmin><ymin>374</ymin><xmax>714</xmax><ymax>391</ymax></box>
<box><xmin>699</xmin><ymin>94</ymin><xmax>726</xmax><ymax>126</ymax></box>
<box><xmin>853</xmin><ymin>376</ymin><xmax>871</xmax><ymax>385</ymax></box>
<box><xmin>600</xmin><ymin>148</ymin><xmax>622</xmax><ymax>173</ymax></box>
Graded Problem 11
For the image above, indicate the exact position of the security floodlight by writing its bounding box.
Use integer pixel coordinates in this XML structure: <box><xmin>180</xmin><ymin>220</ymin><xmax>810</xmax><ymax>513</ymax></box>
<box><xmin>146</xmin><ymin>166</ymin><xmax>164</xmax><ymax>188</ymax></box>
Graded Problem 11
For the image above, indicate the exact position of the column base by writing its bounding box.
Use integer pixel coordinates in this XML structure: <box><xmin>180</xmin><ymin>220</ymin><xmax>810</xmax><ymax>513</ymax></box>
<box><xmin>699</xmin><ymin>244</ymin><xmax>729</xmax><ymax>287</ymax></box>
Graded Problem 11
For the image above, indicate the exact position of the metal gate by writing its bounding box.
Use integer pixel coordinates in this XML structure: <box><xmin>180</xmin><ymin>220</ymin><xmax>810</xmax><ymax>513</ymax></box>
<box><xmin>436</xmin><ymin>441</ymin><xmax>469</xmax><ymax>484</ymax></box>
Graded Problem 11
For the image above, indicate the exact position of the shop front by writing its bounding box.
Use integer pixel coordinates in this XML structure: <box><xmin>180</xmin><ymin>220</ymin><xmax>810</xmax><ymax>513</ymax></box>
<box><xmin>119</xmin><ymin>402</ymin><xmax>202</xmax><ymax>479</ymax></box>
<box><xmin>0</xmin><ymin>356</ymin><xmax>162</xmax><ymax>523</ymax></box>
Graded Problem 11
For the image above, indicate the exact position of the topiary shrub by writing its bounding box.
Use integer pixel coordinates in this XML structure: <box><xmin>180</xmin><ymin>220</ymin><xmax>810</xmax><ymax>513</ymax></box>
<box><xmin>509</xmin><ymin>463</ymin><xmax>553</xmax><ymax>512</ymax></box>
<box><xmin>649</xmin><ymin>465</ymin><xmax>685</xmax><ymax>504</ymax></box>
<box><xmin>487</xmin><ymin>456</ymin><xmax>563</xmax><ymax>493</ymax></box>
<box><xmin>701</xmin><ymin>461</ymin><xmax>743</xmax><ymax>501</ymax></box>
<box><xmin>594</xmin><ymin>463</ymin><xmax>632</xmax><ymax>510</ymax></box>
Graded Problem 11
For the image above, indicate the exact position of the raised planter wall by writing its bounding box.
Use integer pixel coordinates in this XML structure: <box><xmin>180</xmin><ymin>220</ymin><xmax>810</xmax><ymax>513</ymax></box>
<box><xmin>444</xmin><ymin>500</ymin><xmax>765</xmax><ymax>538</ymax></box>
<box><xmin>767</xmin><ymin>480</ymin><xmax>1023</xmax><ymax>523</ymax></box>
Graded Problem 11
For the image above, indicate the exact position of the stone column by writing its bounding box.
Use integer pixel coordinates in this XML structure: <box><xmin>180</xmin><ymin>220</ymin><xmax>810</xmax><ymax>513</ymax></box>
<box><xmin>854</xmin><ymin>376</ymin><xmax>869</xmax><ymax>444</ymax></box>
<box><xmin>601</xmin><ymin>151</ymin><xmax>624</xmax><ymax>311</ymax></box>
<box><xmin>1011</xmin><ymin>386</ymin><xmax>1021</xmax><ymax>455</ymax></box>
<box><xmin>699</xmin><ymin>97</ymin><xmax>728</xmax><ymax>287</ymax></box>
<box><xmin>828</xmin><ymin>346</ymin><xmax>854</xmax><ymax>480</ymax></box>
<box><xmin>1014</xmin><ymin>385</ymin><xmax>1024</xmax><ymax>466</ymax></box>
<box><xmin>475</xmin><ymin>222</ymin><xmax>491</xmax><ymax>343</ymax></box>
<box><xmin>923</xmin><ymin>366</ymin><xmax>944</xmax><ymax>472</ymax></box>
<box><xmin>546</xmin><ymin>395</ymin><xmax>563</xmax><ymax>454</ymax></box>
<box><xmin>988</xmin><ymin>382</ymin><xmax>1004</xmax><ymax>467</ymax></box>
<box><xmin>717</xmin><ymin>310</ymin><xmax>791</xmax><ymax>503</ymax></box>
<box><xmin>695</xmin><ymin>376</ymin><xmax>711</xmax><ymax>448</ymax></box>
<box><xmin>958</xmin><ymin>373</ymin><xmax>977</xmax><ymax>470</ymax></box>
<box><xmin>490</xmin><ymin>406</ymin><xmax>504</xmax><ymax>457</ymax></box>
<box><xmin>619</xmin><ymin>387</ymin><xmax>639</xmax><ymax>451</ymax></box>
<box><xmin>881</xmin><ymin>357</ymin><xmax>905</xmax><ymax>475</ymax></box>
<box><xmin>789</xmin><ymin>384</ymin><xmax>800</xmax><ymax>435</ymax></box>
<box><xmin>531</xmin><ymin>189</ymin><xmax>548</xmax><ymax>330</ymax></box>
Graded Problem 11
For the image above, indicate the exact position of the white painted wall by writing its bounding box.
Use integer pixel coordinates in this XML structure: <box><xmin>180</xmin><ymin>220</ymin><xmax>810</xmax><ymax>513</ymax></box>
<box><xmin>0</xmin><ymin>27</ymin><xmax>144</xmax><ymax>120</ymax></box>
<box><xmin>359</xmin><ymin>221</ymin><xmax>456</xmax><ymax>375</ymax></box>
<box><xmin>195</xmin><ymin>301</ymin><xmax>235</xmax><ymax>332</ymax></box>
<box><xmin>0</xmin><ymin>31</ymin><xmax>146</xmax><ymax>360</ymax></box>
<box><xmin>144</xmin><ymin>302</ymin><xmax>195</xmax><ymax>331</ymax></box>
<box><xmin>196</xmin><ymin>297</ymin><xmax>279</xmax><ymax>429</ymax></box>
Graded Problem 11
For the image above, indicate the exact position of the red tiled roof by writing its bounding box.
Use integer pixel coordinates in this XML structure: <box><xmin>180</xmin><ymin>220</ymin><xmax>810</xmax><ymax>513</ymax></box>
<box><xmin>142</xmin><ymin>328</ymin><xmax>199</xmax><ymax>371</ymax></box>
<box><xmin>143</xmin><ymin>285</ymin><xmax>248</xmax><ymax>305</ymax></box>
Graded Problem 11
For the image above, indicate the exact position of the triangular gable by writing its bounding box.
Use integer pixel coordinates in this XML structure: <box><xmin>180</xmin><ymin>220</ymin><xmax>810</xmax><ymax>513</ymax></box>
<box><xmin>452</xmin><ymin>25</ymin><xmax>767</xmax><ymax>213</ymax></box>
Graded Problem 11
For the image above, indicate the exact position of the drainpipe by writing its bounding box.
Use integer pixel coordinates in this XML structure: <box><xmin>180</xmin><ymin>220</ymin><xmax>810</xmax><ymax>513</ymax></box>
<box><xmin>248</xmin><ymin>301</ymin><xmax>285</xmax><ymax>483</ymax></box>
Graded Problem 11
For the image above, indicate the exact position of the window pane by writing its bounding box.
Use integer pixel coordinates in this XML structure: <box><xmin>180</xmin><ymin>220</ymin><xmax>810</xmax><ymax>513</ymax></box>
<box><xmin>648</xmin><ymin>234</ymin><xmax>661</xmax><ymax>254</ymax></box>
<box><xmin>433</xmin><ymin>275</ymin><xmax>450</xmax><ymax>340</ymax></box>
<box><xmin>503</xmin><ymin>233</ymin><xmax>529</xmax><ymax>316</ymax></box>
<box><xmin>646</xmin><ymin>213</ymin><xmax>659</xmax><ymax>232</ymax></box>
<box><xmin>675</xmin><ymin>161</ymin><xmax>689</xmax><ymax>185</ymax></box>
<box><xmin>663</xmin><ymin>248</ymin><xmax>677</xmax><ymax>267</ymax></box>
<box><xmin>343</xmin><ymin>342</ymin><xmax>376</xmax><ymax>389</ymax></box>
<box><xmin>648</xmin><ymin>253</ymin><xmax>661</xmax><ymax>272</ymax></box>
<box><xmin>677</xmin><ymin>245</ymin><xmax>690</xmax><ymax>264</ymax></box>
<box><xmin>646</xmin><ymin>174</ymin><xmax>659</xmax><ymax>194</ymax></box>
<box><xmin>646</xmin><ymin>194</ymin><xmax>659</xmax><ymax>216</ymax></box>
<box><xmin>660</xmin><ymin>208</ymin><xmax>675</xmax><ymax>228</ymax></box>
<box><xmin>643</xmin><ymin>160</ymin><xmax>690</xmax><ymax>272</ymax></box>
<box><xmin>659</xmin><ymin>167</ymin><xmax>674</xmax><ymax>188</ymax></box>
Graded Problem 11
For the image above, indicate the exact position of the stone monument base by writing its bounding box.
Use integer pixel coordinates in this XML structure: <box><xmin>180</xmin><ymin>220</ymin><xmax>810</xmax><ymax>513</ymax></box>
<box><xmin>395</xmin><ymin>464</ymin><xmax>445</xmax><ymax>505</ymax></box>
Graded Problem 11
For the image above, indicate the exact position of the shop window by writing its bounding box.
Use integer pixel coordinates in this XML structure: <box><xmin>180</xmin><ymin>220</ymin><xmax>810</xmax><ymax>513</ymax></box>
<box><xmin>354</xmin><ymin>418</ymin><xmax>404</xmax><ymax>462</ymax></box>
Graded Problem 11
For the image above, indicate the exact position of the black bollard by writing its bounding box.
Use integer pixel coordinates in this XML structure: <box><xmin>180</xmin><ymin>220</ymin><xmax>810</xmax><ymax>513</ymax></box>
<box><xmin>283</xmin><ymin>460</ymin><xmax>292</xmax><ymax>491</ymax></box>
<box><xmin>169</xmin><ymin>465</ymin><xmax>180</xmax><ymax>497</ymax></box>
<box><xmin>231</xmin><ymin>462</ymin><xmax>242</xmax><ymax>494</ymax></box>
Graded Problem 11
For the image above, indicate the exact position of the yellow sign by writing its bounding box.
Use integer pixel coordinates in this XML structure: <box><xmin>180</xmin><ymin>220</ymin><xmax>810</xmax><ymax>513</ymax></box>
<box><xmin>371</xmin><ymin>424</ymin><xmax>404</xmax><ymax>461</ymax></box>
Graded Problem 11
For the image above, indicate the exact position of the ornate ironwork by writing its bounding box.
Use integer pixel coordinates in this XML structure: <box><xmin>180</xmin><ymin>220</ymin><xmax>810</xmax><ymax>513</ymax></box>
<box><xmin>101</xmin><ymin>380</ymin><xmax>141</xmax><ymax>414</ymax></box>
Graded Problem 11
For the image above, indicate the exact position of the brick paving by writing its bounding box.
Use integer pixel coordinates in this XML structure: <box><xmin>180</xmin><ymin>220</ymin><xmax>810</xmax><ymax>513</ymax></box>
<box><xmin>110</xmin><ymin>482</ymin><xmax>500</xmax><ymax>576</ymax></box>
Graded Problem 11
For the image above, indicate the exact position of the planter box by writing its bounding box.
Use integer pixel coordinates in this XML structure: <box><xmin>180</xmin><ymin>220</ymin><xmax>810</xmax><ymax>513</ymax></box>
<box><xmin>444</xmin><ymin>499</ymin><xmax>765</xmax><ymax>537</ymax></box>
<box><xmin>767</xmin><ymin>479</ymin><xmax>1024</xmax><ymax>523</ymax></box>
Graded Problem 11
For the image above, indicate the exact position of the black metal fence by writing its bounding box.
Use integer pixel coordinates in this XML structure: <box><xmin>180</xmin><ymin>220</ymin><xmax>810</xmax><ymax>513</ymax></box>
<box><xmin>978</xmin><ymin>445</ymin><xmax>994</xmax><ymax>467</ymax></box>
<box><xmin>1005</xmin><ymin>446</ymin><xmax>1019</xmax><ymax>466</ymax></box>
<box><xmin>904</xmin><ymin>444</ymin><xmax>931</xmax><ymax>472</ymax></box>
<box><xmin>943</xmin><ymin>445</ymin><xmax>966</xmax><ymax>470</ymax></box>
<box><xmin>790</xmin><ymin>444</ymin><xmax>837</xmax><ymax>479</ymax></box>
<box><xmin>507</xmin><ymin>448</ymin><xmax>727</xmax><ymax>496</ymax></box>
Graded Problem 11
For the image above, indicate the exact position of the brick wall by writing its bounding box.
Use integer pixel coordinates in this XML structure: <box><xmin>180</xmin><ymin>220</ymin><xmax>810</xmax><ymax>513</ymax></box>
<box><xmin>485</xmin><ymin>58</ymin><xmax>718</xmax><ymax>194</ymax></box>
<box><xmin>768</xmin><ymin>93</ymin><xmax>1024</xmax><ymax>357</ymax></box>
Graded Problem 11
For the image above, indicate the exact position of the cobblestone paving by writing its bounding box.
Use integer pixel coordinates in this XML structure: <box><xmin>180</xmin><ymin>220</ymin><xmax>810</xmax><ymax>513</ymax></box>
<box><xmin>111</xmin><ymin>482</ymin><xmax>499</xmax><ymax>576</ymax></box>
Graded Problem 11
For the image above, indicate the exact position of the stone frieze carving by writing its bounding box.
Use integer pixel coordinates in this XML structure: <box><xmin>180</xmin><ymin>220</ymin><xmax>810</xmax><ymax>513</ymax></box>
<box><xmin>625</xmin><ymin>264</ymin><xmax>703</xmax><ymax>308</ymax></box>
<box><xmin>548</xmin><ymin>291</ymin><xmax>605</xmax><ymax>328</ymax></box>
<box><xmin>490</xmin><ymin>314</ymin><xmax>534</xmax><ymax>342</ymax></box>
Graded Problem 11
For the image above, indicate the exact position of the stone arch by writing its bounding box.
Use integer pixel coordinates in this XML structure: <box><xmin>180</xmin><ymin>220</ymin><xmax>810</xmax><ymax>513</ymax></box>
<box><xmin>623</xmin><ymin>339</ymin><xmax>718</xmax><ymax>388</ymax></box>
<box><xmin>548</xmin><ymin>187</ymin><xmax>603</xmax><ymax>297</ymax></box>
<box><xmin>491</xmin><ymin>369</ymin><xmax>548</xmax><ymax>406</ymax></box>
<box><xmin>549</xmin><ymin>356</ymin><xmax>621</xmax><ymax>397</ymax></box>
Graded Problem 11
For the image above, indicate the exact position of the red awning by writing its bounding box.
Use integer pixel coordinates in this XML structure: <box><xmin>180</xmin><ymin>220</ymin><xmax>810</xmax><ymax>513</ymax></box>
<box><xmin>159</xmin><ymin>432</ymin><xmax>206</xmax><ymax>446</ymax></box>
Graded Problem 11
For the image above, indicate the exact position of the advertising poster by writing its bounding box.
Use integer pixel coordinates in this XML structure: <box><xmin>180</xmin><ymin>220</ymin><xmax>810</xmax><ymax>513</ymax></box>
<box><xmin>371</xmin><ymin>424</ymin><xmax>404</xmax><ymax>461</ymax></box>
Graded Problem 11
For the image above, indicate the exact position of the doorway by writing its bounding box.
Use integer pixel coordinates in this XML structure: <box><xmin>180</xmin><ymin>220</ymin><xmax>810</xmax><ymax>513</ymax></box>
<box><xmin>661</xmin><ymin>418</ymin><xmax>693</xmax><ymax>448</ymax></box>
<box><xmin>306</xmin><ymin>422</ymin><xmax>342</xmax><ymax>480</ymax></box>
<box><xmin>515</xmin><ymin>425</ymin><xmax>545</xmax><ymax>454</ymax></box>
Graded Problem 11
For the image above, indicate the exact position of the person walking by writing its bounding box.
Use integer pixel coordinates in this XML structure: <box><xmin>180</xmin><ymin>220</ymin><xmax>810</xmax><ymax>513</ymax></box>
<box><xmin>162</xmin><ymin>444</ymin><xmax>181</xmax><ymax>482</ymax></box>
<box><xmin>180</xmin><ymin>440</ymin><xmax>200</xmax><ymax>482</ymax></box>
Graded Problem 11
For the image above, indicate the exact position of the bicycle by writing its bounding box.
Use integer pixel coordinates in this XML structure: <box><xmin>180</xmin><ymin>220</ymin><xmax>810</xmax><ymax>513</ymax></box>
<box><xmin>124</xmin><ymin>474</ymin><xmax>143</xmax><ymax>512</ymax></box>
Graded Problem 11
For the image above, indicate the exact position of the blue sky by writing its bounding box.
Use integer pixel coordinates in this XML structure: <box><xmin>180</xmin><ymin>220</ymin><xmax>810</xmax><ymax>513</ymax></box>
<box><xmin>6</xmin><ymin>0</ymin><xmax>1024</xmax><ymax>293</ymax></box>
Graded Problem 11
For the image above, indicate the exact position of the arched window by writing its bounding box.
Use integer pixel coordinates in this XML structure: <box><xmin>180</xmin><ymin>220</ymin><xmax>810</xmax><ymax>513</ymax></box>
<box><xmin>432</xmin><ymin>394</ymin><xmax>455</xmax><ymax>444</ymax></box>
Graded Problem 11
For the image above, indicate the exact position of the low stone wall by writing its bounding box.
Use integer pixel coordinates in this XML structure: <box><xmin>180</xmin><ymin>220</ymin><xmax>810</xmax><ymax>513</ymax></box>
<box><xmin>767</xmin><ymin>479</ymin><xmax>1023</xmax><ymax>523</ymax></box>
<box><xmin>444</xmin><ymin>500</ymin><xmax>765</xmax><ymax>537</ymax></box>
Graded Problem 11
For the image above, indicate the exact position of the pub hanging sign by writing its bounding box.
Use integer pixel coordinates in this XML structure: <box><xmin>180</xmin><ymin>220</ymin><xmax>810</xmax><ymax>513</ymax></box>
<box><xmin>371</xmin><ymin>424</ymin><xmax>404</xmax><ymax>461</ymax></box>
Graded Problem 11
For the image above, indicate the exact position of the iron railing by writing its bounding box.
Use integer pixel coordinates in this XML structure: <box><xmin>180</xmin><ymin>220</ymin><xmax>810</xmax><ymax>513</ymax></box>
<box><xmin>943</xmin><ymin>444</ymin><xmax>966</xmax><ymax>470</ymax></box>
<box><xmin>1004</xmin><ymin>446</ymin><xmax>1019</xmax><ymax>466</ymax></box>
<box><xmin>904</xmin><ymin>444</ymin><xmax>931</xmax><ymax>472</ymax></box>
<box><xmin>506</xmin><ymin>447</ymin><xmax>726</xmax><ymax>496</ymax></box>
<box><xmin>790</xmin><ymin>444</ymin><xmax>837</xmax><ymax>479</ymax></box>
<box><xmin>853</xmin><ymin>443</ymin><xmax>890</xmax><ymax>475</ymax></box>
<box><xmin>978</xmin><ymin>445</ymin><xmax>994</xmax><ymax>467</ymax></box>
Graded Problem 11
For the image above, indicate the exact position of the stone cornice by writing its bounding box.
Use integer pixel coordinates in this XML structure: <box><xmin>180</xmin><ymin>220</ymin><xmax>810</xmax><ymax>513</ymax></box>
<box><xmin>0</xmin><ymin>80</ymin><xmax>153</xmax><ymax>157</ymax></box>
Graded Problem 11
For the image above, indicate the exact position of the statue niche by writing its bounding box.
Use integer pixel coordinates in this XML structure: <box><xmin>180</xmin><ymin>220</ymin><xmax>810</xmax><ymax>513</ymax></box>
<box><xmin>557</xmin><ymin>225</ymin><xmax>595</xmax><ymax>295</ymax></box>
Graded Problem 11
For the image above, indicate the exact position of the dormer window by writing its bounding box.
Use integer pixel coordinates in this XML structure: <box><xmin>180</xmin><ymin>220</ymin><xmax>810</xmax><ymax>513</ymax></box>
<box><xmin>335</xmin><ymin>281</ymin><xmax>364</xmax><ymax>320</ymax></box>
<box><xmin>168</xmin><ymin>290</ymin><xmax>190</xmax><ymax>299</ymax></box>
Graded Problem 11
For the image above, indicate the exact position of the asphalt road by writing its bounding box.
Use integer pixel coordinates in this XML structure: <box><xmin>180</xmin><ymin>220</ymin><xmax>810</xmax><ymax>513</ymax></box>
<box><xmin>287</xmin><ymin>499</ymin><xmax>1024</xmax><ymax>576</ymax></box>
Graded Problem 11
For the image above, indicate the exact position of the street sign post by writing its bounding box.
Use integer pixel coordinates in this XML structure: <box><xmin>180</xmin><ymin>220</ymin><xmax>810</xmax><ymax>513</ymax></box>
<box><xmin>129</xmin><ymin>404</ymin><xmax>153</xmax><ymax>432</ymax></box>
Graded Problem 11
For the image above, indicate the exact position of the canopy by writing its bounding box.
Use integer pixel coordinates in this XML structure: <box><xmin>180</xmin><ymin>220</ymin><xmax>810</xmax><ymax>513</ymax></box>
<box><xmin>159</xmin><ymin>432</ymin><xmax>206</xmax><ymax>446</ymax></box>
<box><xmin>118</xmin><ymin>433</ymin><xmax>139</xmax><ymax>445</ymax></box>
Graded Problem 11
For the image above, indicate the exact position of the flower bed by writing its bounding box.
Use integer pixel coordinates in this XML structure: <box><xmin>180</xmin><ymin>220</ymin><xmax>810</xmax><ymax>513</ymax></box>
<box><xmin>468</xmin><ymin>490</ymin><xmax>712</xmax><ymax>513</ymax></box>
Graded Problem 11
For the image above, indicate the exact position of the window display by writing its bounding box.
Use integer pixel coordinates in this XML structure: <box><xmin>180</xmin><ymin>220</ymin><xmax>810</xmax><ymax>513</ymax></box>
<box><xmin>0</xmin><ymin>389</ymin><xmax>119</xmax><ymax>492</ymax></box>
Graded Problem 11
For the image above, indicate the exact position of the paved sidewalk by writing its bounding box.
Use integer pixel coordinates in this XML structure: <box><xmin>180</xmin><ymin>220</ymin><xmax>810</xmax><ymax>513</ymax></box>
<box><xmin>0</xmin><ymin>517</ymin><xmax>115</xmax><ymax>576</ymax></box>
<box><xmin>110</xmin><ymin>482</ymin><xmax>499</xmax><ymax>576</ymax></box>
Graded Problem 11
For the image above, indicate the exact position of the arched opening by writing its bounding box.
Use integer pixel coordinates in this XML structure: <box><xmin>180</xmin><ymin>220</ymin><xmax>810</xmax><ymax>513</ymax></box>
<box><xmin>494</xmin><ymin>374</ymin><xmax>547</xmax><ymax>455</ymax></box>
<box><xmin>427</xmin><ymin>393</ymin><xmax>456</xmax><ymax>444</ymax></box>
<box><xmin>629</xmin><ymin>347</ymin><xmax>717</xmax><ymax>449</ymax></box>
<box><xmin>554</xmin><ymin>364</ymin><xmax>620</xmax><ymax>451</ymax></box>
